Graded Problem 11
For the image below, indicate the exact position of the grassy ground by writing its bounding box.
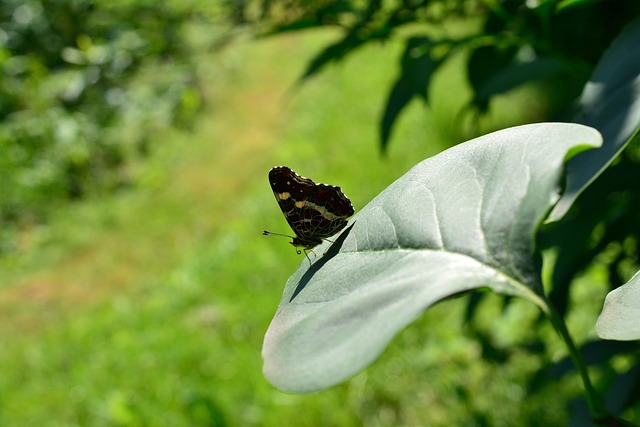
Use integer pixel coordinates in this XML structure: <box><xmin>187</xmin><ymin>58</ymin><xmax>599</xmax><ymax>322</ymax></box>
<box><xmin>0</xmin><ymin>31</ymin><xmax>579</xmax><ymax>426</ymax></box>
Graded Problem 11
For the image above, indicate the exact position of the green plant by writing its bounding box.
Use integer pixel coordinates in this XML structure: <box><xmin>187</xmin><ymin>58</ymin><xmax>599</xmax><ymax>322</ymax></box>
<box><xmin>0</xmin><ymin>0</ymin><xmax>221</xmax><ymax>252</ymax></box>
<box><xmin>261</xmin><ymin>10</ymin><xmax>640</xmax><ymax>427</ymax></box>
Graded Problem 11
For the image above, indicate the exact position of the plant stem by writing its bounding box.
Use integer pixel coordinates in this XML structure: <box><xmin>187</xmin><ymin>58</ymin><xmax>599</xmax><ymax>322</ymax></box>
<box><xmin>546</xmin><ymin>303</ymin><xmax>608</xmax><ymax>419</ymax></box>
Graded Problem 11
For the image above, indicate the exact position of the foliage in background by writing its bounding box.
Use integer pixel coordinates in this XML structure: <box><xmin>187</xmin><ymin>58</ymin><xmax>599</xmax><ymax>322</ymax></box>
<box><xmin>0</xmin><ymin>0</ymin><xmax>226</xmax><ymax>252</ymax></box>
<box><xmin>243</xmin><ymin>0</ymin><xmax>640</xmax><ymax>150</ymax></box>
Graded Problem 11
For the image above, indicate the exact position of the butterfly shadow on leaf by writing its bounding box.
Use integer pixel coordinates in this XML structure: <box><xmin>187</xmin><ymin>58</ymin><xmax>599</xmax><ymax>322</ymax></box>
<box><xmin>289</xmin><ymin>221</ymin><xmax>356</xmax><ymax>302</ymax></box>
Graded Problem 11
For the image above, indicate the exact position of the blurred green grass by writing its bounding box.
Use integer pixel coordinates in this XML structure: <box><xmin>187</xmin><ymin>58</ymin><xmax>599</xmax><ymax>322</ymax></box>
<box><xmin>0</xmin><ymin>31</ymin><xmax>580</xmax><ymax>426</ymax></box>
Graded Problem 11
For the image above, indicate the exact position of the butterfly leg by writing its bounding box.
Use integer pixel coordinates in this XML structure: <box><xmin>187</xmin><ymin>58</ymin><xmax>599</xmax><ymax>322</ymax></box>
<box><xmin>302</xmin><ymin>248</ymin><xmax>318</xmax><ymax>266</ymax></box>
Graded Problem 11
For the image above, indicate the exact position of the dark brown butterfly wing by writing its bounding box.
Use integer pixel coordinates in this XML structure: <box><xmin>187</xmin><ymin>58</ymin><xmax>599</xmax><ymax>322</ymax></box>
<box><xmin>269</xmin><ymin>166</ymin><xmax>354</xmax><ymax>249</ymax></box>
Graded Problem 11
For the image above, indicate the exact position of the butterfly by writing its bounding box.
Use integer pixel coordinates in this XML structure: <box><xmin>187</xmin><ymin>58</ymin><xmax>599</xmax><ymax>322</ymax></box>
<box><xmin>263</xmin><ymin>166</ymin><xmax>354</xmax><ymax>256</ymax></box>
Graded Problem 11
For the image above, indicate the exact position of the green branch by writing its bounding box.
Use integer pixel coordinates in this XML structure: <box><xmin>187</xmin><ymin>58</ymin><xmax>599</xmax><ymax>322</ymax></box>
<box><xmin>546</xmin><ymin>303</ymin><xmax>608</xmax><ymax>420</ymax></box>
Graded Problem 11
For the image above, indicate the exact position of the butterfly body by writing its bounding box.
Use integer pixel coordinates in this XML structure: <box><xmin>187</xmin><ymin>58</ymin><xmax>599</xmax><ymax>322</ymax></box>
<box><xmin>267</xmin><ymin>166</ymin><xmax>354</xmax><ymax>250</ymax></box>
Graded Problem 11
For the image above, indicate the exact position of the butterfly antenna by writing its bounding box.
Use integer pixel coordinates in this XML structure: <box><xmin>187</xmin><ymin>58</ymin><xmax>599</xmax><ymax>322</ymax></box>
<box><xmin>262</xmin><ymin>230</ymin><xmax>295</xmax><ymax>239</ymax></box>
<box><xmin>263</xmin><ymin>230</ymin><xmax>317</xmax><ymax>265</ymax></box>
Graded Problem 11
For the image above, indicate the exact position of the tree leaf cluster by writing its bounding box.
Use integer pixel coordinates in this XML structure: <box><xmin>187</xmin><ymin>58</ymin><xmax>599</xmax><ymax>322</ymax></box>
<box><xmin>0</xmin><ymin>0</ymin><xmax>221</xmax><ymax>252</ymax></box>
<box><xmin>246</xmin><ymin>0</ymin><xmax>640</xmax><ymax>151</ymax></box>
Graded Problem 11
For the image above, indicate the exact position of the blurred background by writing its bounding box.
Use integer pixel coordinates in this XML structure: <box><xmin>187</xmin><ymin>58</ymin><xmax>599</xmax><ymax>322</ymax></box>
<box><xmin>1</xmin><ymin>0</ymin><xmax>638</xmax><ymax>425</ymax></box>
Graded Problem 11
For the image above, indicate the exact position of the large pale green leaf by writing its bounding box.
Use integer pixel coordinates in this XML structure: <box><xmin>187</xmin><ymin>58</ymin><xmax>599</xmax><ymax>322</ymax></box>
<box><xmin>548</xmin><ymin>16</ymin><xmax>640</xmax><ymax>221</ymax></box>
<box><xmin>596</xmin><ymin>271</ymin><xmax>640</xmax><ymax>341</ymax></box>
<box><xmin>263</xmin><ymin>123</ymin><xmax>602</xmax><ymax>393</ymax></box>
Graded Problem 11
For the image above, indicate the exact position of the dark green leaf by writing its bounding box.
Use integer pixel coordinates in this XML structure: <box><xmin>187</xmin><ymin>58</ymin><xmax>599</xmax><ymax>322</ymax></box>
<box><xmin>467</xmin><ymin>45</ymin><xmax>519</xmax><ymax>113</ymax></box>
<box><xmin>296</xmin><ymin>0</ymin><xmax>386</xmax><ymax>83</ymax></box>
<box><xmin>604</xmin><ymin>365</ymin><xmax>640</xmax><ymax>415</ymax></box>
<box><xmin>556</xmin><ymin>0</ymin><xmax>607</xmax><ymax>12</ymax></box>
<box><xmin>261</xmin><ymin>2</ymin><xmax>356</xmax><ymax>36</ymax></box>
<box><xmin>380</xmin><ymin>36</ymin><xmax>439</xmax><ymax>151</ymax></box>
<box><xmin>469</xmin><ymin>56</ymin><xmax>567</xmax><ymax>113</ymax></box>
<box><xmin>297</xmin><ymin>32</ymin><xmax>368</xmax><ymax>82</ymax></box>
<box><xmin>539</xmin><ymin>157</ymin><xmax>640</xmax><ymax>317</ymax></box>
<box><xmin>549</xmin><ymin>16</ymin><xmax>640</xmax><ymax>220</ymax></box>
